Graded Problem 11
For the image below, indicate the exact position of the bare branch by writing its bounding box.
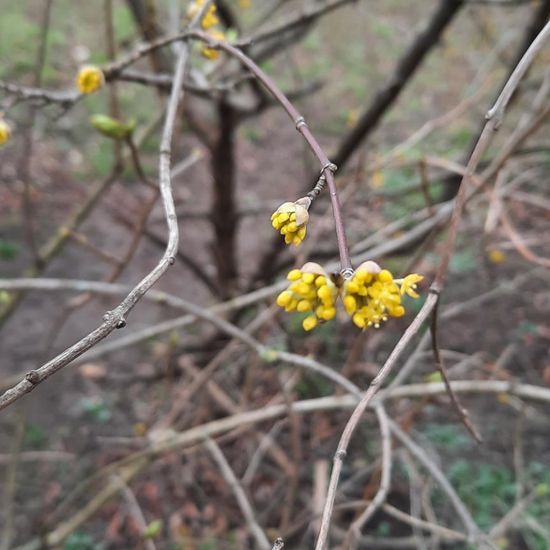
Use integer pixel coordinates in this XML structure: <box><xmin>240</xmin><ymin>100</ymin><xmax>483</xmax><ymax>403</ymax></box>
<box><xmin>205</xmin><ymin>438</ymin><xmax>271</xmax><ymax>549</ymax></box>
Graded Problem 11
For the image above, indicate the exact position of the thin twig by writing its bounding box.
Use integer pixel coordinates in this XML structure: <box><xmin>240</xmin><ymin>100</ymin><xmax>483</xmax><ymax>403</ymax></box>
<box><xmin>344</xmin><ymin>405</ymin><xmax>392</xmax><ymax>549</ymax></box>
<box><xmin>430</xmin><ymin>302</ymin><xmax>483</xmax><ymax>443</ymax></box>
<box><xmin>313</xmin><ymin>291</ymin><xmax>439</xmax><ymax>550</ymax></box>
<box><xmin>205</xmin><ymin>438</ymin><xmax>271</xmax><ymax>549</ymax></box>
<box><xmin>387</xmin><ymin>420</ymin><xmax>487</xmax><ymax>547</ymax></box>
<box><xmin>116</xmin><ymin>476</ymin><xmax>157</xmax><ymax>550</ymax></box>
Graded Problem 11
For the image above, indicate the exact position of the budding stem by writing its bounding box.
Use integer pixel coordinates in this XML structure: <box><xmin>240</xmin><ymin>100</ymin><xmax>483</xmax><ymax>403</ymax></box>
<box><xmin>190</xmin><ymin>31</ymin><xmax>353</xmax><ymax>274</ymax></box>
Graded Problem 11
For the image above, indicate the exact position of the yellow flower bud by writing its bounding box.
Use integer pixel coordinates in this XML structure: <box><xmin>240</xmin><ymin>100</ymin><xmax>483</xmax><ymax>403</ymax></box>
<box><xmin>287</xmin><ymin>269</ymin><xmax>302</xmax><ymax>281</ymax></box>
<box><xmin>276</xmin><ymin>291</ymin><xmax>292</xmax><ymax>308</ymax></box>
<box><xmin>187</xmin><ymin>0</ymin><xmax>219</xmax><ymax>29</ymax></box>
<box><xmin>201</xmin><ymin>29</ymin><xmax>226</xmax><ymax>60</ymax></box>
<box><xmin>270</xmin><ymin>198</ymin><xmax>310</xmax><ymax>246</ymax></box>
<box><xmin>76</xmin><ymin>65</ymin><xmax>104</xmax><ymax>94</ymax></box>
<box><xmin>487</xmin><ymin>248</ymin><xmax>506</xmax><ymax>264</ymax></box>
<box><xmin>302</xmin><ymin>315</ymin><xmax>318</xmax><ymax>331</ymax></box>
<box><xmin>0</xmin><ymin>119</ymin><xmax>11</xmax><ymax>146</ymax></box>
<box><xmin>343</xmin><ymin>295</ymin><xmax>356</xmax><ymax>314</ymax></box>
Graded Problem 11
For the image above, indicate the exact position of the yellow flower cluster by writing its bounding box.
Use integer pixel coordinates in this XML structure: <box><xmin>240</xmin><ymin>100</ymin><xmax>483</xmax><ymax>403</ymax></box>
<box><xmin>343</xmin><ymin>261</ymin><xmax>406</xmax><ymax>329</ymax></box>
<box><xmin>276</xmin><ymin>260</ymin><xmax>423</xmax><ymax>332</ymax></box>
<box><xmin>76</xmin><ymin>65</ymin><xmax>104</xmax><ymax>94</ymax></box>
<box><xmin>187</xmin><ymin>0</ymin><xmax>219</xmax><ymax>29</ymax></box>
<box><xmin>0</xmin><ymin>119</ymin><xmax>11</xmax><ymax>146</ymax></box>
<box><xmin>201</xmin><ymin>29</ymin><xmax>226</xmax><ymax>60</ymax></box>
<box><xmin>276</xmin><ymin>263</ymin><xmax>337</xmax><ymax>331</ymax></box>
<box><xmin>187</xmin><ymin>1</ymin><xmax>225</xmax><ymax>59</ymax></box>
<box><xmin>271</xmin><ymin>200</ymin><xmax>309</xmax><ymax>246</ymax></box>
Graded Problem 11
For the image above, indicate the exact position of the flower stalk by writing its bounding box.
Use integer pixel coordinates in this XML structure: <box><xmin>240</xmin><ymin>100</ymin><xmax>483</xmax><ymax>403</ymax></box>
<box><xmin>189</xmin><ymin>30</ymin><xmax>353</xmax><ymax>274</ymax></box>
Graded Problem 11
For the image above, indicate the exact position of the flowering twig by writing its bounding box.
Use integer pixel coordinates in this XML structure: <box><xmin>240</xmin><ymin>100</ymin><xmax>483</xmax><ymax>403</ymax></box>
<box><xmin>191</xmin><ymin>31</ymin><xmax>352</xmax><ymax>273</ymax></box>
<box><xmin>252</xmin><ymin>0</ymin><xmax>465</xmax><ymax>283</ymax></box>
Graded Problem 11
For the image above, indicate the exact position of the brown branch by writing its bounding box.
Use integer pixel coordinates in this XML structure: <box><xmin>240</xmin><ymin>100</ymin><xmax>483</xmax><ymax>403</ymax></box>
<box><xmin>499</xmin><ymin>206</ymin><xmax>550</xmax><ymax>268</ymax></box>
<box><xmin>211</xmin><ymin>100</ymin><xmax>239</xmax><ymax>296</ymax></box>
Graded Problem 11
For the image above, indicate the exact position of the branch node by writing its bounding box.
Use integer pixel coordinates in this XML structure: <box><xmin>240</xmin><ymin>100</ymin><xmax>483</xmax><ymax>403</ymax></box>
<box><xmin>321</xmin><ymin>162</ymin><xmax>337</xmax><ymax>175</ymax></box>
<box><xmin>168</xmin><ymin>256</ymin><xmax>175</xmax><ymax>265</ymax></box>
<box><xmin>335</xmin><ymin>448</ymin><xmax>347</xmax><ymax>461</ymax></box>
<box><xmin>116</xmin><ymin>318</ymin><xmax>127</xmax><ymax>329</ymax></box>
<box><xmin>429</xmin><ymin>284</ymin><xmax>441</xmax><ymax>296</ymax></box>
<box><xmin>25</xmin><ymin>370</ymin><xmax>40</xmax><ymax>385</ymax></box>
<box><xmin>341</xmin><ymin>267</ymin><xmax>354</xmax><ymax>280</ymax></box>
<box><xmin>294</xmin><ymin>116</ymin><xmax>307</xmax><ymax>130</ymax></box>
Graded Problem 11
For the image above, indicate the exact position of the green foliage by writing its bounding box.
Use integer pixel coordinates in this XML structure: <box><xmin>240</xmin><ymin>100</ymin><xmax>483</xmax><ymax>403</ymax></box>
<box><xmin>449</xmin><ymin>127</ymin><xmax>473</xmax><ymax>154</ymax></box>
<box><xmin>0</xmin><ymin>239</ymin><xmax>19</xmax><ymax>260</ymax></box>
<box><xmin>24</xmin><ymin>422</ymin><xmax>48</xmax><ymax>449</ymax></box>
<box><xmin>144</xmin><ymin>519</ymin><xmax>163</xmax><ymax>539</ymax></box>
<box><xmin>259</xmin><ymin>347</ymin><xmax>280</xmax><ymax>363</ymax></box>
<box><xmin>422</xmin><ymin>423</ymin><xmax>471</xmax><ymax>451</ymax></box>
<box><xmin>79</xmin><ymin>396</ymin><xmax>112</xmax><ymax>423</ymax></box>
<box><xmin>448</xmin><ymin>249</ymin><xmax>478</xmax><ymax>275</ymax></box>
<box><xmin>0</xmin><ymin>11</ymin><xmax>39</xmax><ymax>77</ymax></box>
<box><xmin>448</xmin><ymin>461</ymin><xmax>516</xmax><ymax>529</ymax></box>
<box><xmin>294</xmin><ymin>372</ymin><xmax>334</xmax><ymax>400</ymax></box>
<box><xmin>90</xmin><ymin>141</ymin><xmax>115</xmax><ymax>177</ymax></box>
<box><xmin>113</xmin><ymin>5</ymin><xmax>135</xmax><ymax>43</ymax></box>
<box><xmin>375</xmin><ymin>520</ymin><xmax>391</xmax><ymax>536</ymax></box>
<box><xmin>242</xmin><ymin>124</ymin><xmax>264</xmax><ymax>144</ymax></box>
<box><xmin>514</xmin><ymin>320</ymin><xmax>538</xmax><ymax>337</ymax></box>
<box><xmin>372</xmin><ymin>20</ymin><xmax>394</xmax><ymax>41</ymax></box>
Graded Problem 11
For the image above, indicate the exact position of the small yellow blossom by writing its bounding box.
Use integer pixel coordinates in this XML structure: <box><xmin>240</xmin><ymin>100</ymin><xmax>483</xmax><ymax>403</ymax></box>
<box><xmin>271</xmin><ymin>199</ymin><xmax>309</xmax><ymax>246</ymax></box>
<box><xmin>399</xmin><ymin>273</ymin><xmax>424</xmax><ymax>299</ymax></box>
<box><xmin>276</xmin><ymin>262</ymin><xmax>337</xmax><ymax>331</ymax></box>
<box><xmin>76</xmin><ymin>65</ymin><xmax>104</xmax><ymax>94</ymax></box>
<box><xmin>0</xmin><ymin>119</ymin><xmax>11</xmax><ymax>146</ymax></box>
<box><xmin>343</xmin><ymin>261</ymin><xmax>421</xmax><ymax>329</ymax></box>
<box><xmin>346</xmin><ymin>108</ymin><xmax>359</xmax><ymax>128</ymax></box>
<box><xmin>187</xmin><ymin>0</ymin><xmax>219</xmax><ymax>29</ymax></box>
<box><xmin>371</xmin><ymin>170</ymin><xmax>384</xmax><ymax>188</ymax></box>
<box><xmin>201</xmin><ymin>29</ymin><xmax>225</xmax><ymax>60</ymax></box>
<box><xmin>488</xmin><ymin>248</ymin><xmax>506</xmax><ymax>264</ymax></box>
<box><xmin>239</xmin><ymin>0</ymin><xmax>251</xmax><ymax>7</ymax></box>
